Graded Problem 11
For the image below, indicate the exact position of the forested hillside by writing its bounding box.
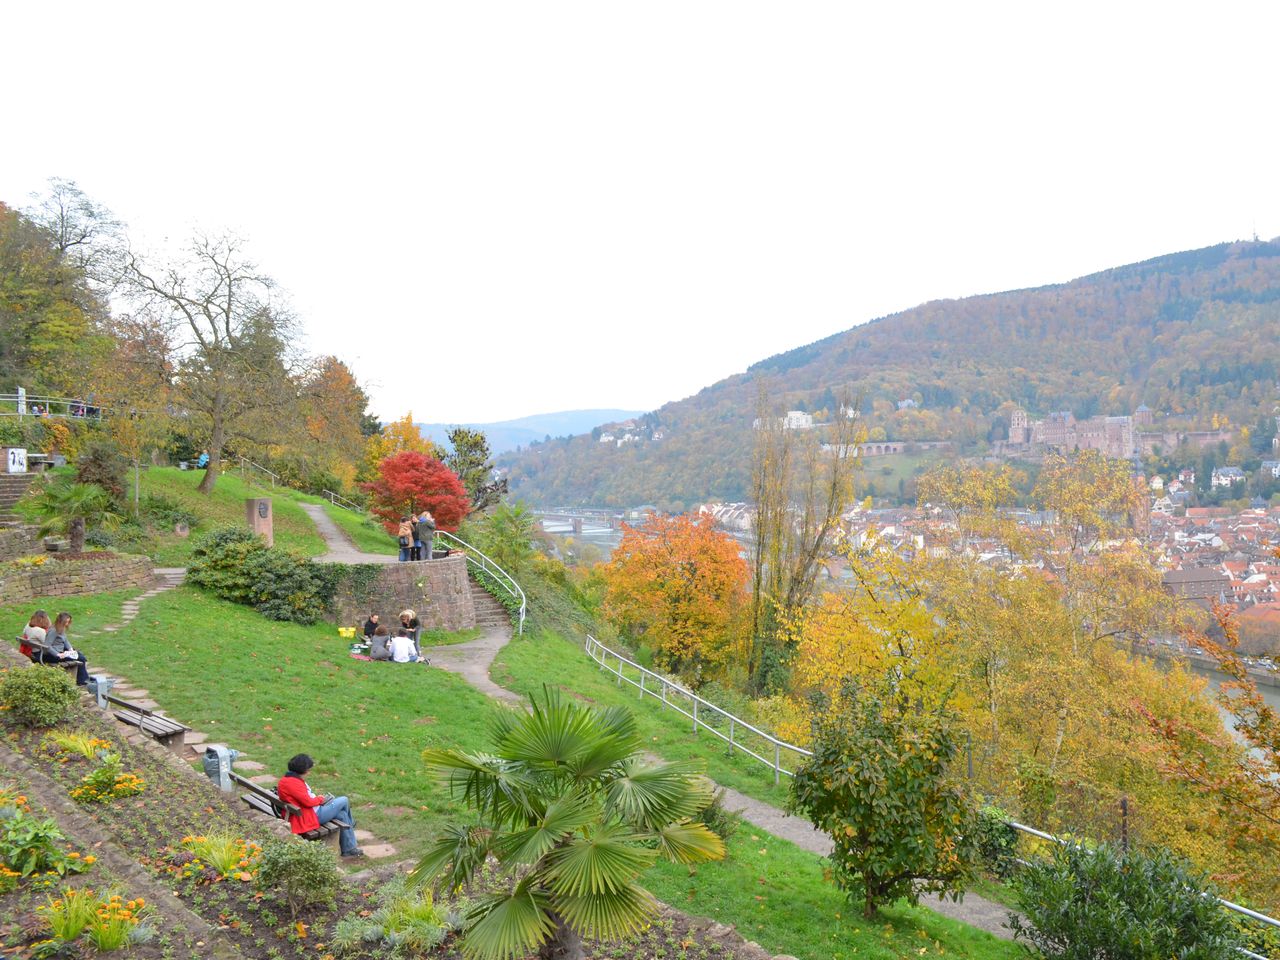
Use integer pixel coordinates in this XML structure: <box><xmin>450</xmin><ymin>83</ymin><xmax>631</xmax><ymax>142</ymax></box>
<box><xmin>498</xmin><ymin>239</ymin><xmax>1280</xmax><ymax>509</ymax></box>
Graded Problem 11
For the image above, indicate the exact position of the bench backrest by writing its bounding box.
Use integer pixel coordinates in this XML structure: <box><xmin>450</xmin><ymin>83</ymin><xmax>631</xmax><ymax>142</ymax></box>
<box><xmin>229</xmin><ymin>772</ymin><xmax>301</xmax><ymax>818</ymax></box>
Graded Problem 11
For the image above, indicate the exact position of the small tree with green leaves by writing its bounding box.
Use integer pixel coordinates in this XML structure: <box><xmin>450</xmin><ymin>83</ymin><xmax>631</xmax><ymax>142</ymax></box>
<box><xmin>1010</xmin><ymin>840</ymin><xmax>1244</xmax><ymax>960</ymax></box>
<box><xmin>17</xmin><ymin>477</ymin><xmax>122</xmax><ymax>553</ymax></box>
<box><xmin>410</xmin><ymin>688</ymin><xmax>725</xmax><ymax>960</ymax></box>
<box><xmin>789</xmin><ymin>681</ymin><xmax>980</xmax><ymax>918</ymax></box>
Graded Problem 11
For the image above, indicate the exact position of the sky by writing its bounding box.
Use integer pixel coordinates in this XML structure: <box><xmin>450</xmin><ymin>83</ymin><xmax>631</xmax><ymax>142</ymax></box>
<box><xmin>3</xmin><ymin>2</ymin><xmax>1278</xmax><ymax>424</ymax></box>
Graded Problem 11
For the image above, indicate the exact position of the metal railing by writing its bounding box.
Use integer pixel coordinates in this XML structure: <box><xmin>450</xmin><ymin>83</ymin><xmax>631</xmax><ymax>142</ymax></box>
<box><xmin>238</xmin><ymin>456</ymin><xmax>278</xmax><ymax>489</ymax></box>
<box><xmin>434</xmin><ymin>530</ymin><xmax>527</xmax><ymax>636</ymax></box>
<box><xmin>322</xmin><ymin>489</ymin><xmax>363</xmax><ymax>513</ymax></box>
<box><xmin>0</xmin><ymin>393</ymin><xmax>106</xmax><ymax>420</ymax></box>
<box><xmin>583</xmin><ymin>635</ymin><xmax>812</xmax><ymax>784</ymax></box>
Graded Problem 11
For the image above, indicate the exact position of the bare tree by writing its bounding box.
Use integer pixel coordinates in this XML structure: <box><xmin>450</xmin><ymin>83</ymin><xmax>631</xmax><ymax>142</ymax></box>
<box><xmin>748</xmin><ymin>385</ymin><xmax>863</xmax><ymax>692</ymax></box>
<box><xmin>121</xmin><ymin>235</ymin><xmax>310</xmax><ymax>493</ymax></box>
<box><xmin>27</xmin><ymin>177</ymin><xmax>126</xmax><ymax>291</ymax></box>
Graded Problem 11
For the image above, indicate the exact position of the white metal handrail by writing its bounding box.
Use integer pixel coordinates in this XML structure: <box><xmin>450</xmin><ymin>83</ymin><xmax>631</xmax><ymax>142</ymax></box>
<box><xmin>323</xmin><ymin>489</ymin><xmax>363</xmax><ymax>513</ymax></box>
<box><xmin>434</xmin><ymin>529</ymin><xmax>527</xmax><ymax>636</ymax></box>
<box><xmin>238</xmin><ymin>456</ymin><xmax>278</xmax><ymax>489</ymax></box>
<box><xmin>583</xmin><ymin>635</ymin><xmax>812</xmax><ymax>784</ymax></box>
<box><xmin>0</xmin><ymin>393</ymin><xmax>106</xmax><ymax>420</ymax></box>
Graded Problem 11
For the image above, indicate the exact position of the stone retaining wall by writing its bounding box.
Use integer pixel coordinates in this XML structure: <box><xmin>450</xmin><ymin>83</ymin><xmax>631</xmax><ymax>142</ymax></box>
<box><xmin>0</xmin><ymin>526</ymin><xmax>39</xmax><ymax>563</ymax></box>
<box><xmin>0</xmin><ymin>554</ymin><xmax>156</xmax><ymax>606</ymax></box>
<box><xmin>327</xmin><ymin>553</ymin><xmax>476</xmax><ymax>631</ymax></box>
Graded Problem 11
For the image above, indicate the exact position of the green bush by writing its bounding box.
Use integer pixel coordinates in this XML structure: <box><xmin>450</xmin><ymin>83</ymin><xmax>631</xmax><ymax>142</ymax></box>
<box><xmin>973</xmin><ymin>803</ymin><xmax>1018</xmax><ymax>879</ymax></box>
<box><xmin>329</xmin><ymin>876</ymin><xmax>452</xmax><ymax>956</ymax></box>
<box><xmin>139</xmin><ymin>493</ymin><xmax>198</xmax><ymax>530</ymax></box>
<box><xmin>1010</xmin><ymin>841</ymin><xmax>1244</xmax><ymax>960</ymax></box>
<box><xmin>0</xmin><ymin>667</ymin><xmax>80</xmax><ymax>727</ymax></box>
<box><xmin>0</xmin><ymin>809</ymin><xmax>91</xmax><ymax>878</ymax></box>
<box><xmin>256</xmin><ymin>837</ymin><xmax>340</xmax><ymax>918</ymax></box>
<box><xmin>74</xmin><ymin>441</ymin><xmax>128</xmax><ymax>503</ymax></box>
<box><xmin>188</xmin><ymin>527</ymin><xmax>332</xmax><ymax>624</ymax></box>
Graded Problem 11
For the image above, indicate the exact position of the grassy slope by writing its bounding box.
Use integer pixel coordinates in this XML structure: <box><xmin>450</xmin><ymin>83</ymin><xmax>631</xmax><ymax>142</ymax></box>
<box><xmin>1</xmin><ymin>586</ymin><xmax>497</xmax><ymax>857</ymax></box>
<box><xmin>0</xmin><ymin>584</ymin><xmax>1017</xmax><ymax>959</ymax></box>
<box><xmin>133</xmin><ymin>467</ymin><xmax>328</xmax><ymax>563</ymax></box>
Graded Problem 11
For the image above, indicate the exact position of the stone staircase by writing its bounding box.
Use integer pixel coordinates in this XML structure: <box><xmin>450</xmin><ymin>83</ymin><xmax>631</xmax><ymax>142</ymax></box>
<box><xmin>0</xmin><ymin>473</ymin><xmax>36</xmax><ymax>526</ymax></box>
<box><xmin>469</xmin><ymin>579</ymin><xmax>515</xmax><ymax>630</ymax></box>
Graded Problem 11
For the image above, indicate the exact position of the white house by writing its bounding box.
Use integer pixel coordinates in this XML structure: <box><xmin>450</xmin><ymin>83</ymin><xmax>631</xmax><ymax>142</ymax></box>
<box><xmin>1261</xmin><ymin>460</ymin><xmax>1280</xmax><ymax>479</ymax></box>
<box><xmin>1211</xmin><ymin>467</ymin><xmax>1246</xmax><ymax>488</ymax></box>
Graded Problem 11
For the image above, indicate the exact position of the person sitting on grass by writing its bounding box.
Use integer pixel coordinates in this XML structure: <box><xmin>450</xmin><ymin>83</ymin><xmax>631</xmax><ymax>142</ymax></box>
<box><xmin>389</xmin><ymin>628</ymin><xmax>417</xmax><ymax>663</ymax></box>
<box><xmin>369</xmin><ymin>624</ymin><xmax>392</xmax><ymax>662</ymax></box>
<box><xmin>38</xmin><ymin>612</ymin><xmax>89</xmax><ymax>686</ymax></box>
<box><xmin>362</xmin><ymin>612</ymin><xmax>380</xmax><ymax>638</ymax></box>
<box><xmin>19</xmin><ymin>609</ymin><xmax>51</xmax><ymax>660</ymax></box>
<box><xmin>276</xmin><ymin>754</ymin><xmax>364</xmax><ymax>858</ymax></box>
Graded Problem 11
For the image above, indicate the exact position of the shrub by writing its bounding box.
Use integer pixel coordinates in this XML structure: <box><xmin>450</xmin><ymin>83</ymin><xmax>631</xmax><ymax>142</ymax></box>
<box><xmin>0</xmin><ymin>667</ymin><xmax>80</xmax><ymax>727</ymax></box>
<box><xmin>1010</xmin><ymin>841</ymin><xmax>1244</xmax><ymax>960</ymax></box>
<box><xmin>329</xmin><ymin>876</ymin><xmax>452</xmax><ymax>956</ymax></box>
<box><xmin>74</xmin><ymin>441</ymin><xmax>128</xmax><ymax>503</ymax></box>
<box><xmin>973</xmin><ymin>803</ymin><xmax>1018</xmax><ymax>879</ymax></box>
<box><xmin>695</xmin><ymin>785</ymin><xmax>741</xmax><ymax>845</ymax></box>
<box><xmin>789</xmin><ymin>682</ymin><xmax>980</xmax><ymax>918</ymax></box>
<box><xmin>188</xmin><ymin>527</ymin><xmax>333</xmax><ymax>624</ymax></box>
<box><xmin>256</xmin><ymin>837</ymin><xmax>340</xmax><ymax>918</ymax></box>
<box><xmin>139</xmin><ymin>493</ymin><xmax>199</xmax><ymax>530</ymax></box>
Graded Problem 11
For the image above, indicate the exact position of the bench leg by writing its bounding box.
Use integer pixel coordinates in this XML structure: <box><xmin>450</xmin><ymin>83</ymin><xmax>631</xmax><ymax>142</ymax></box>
<box><xmin>323</xmin><ymin>829</ymin><xmax>341</xmax><ymax>854</ymax></box>
<box><xmin>159</xmin><ymin>732</ymin><xmax>186</xmax><ymax>756</ymax></box>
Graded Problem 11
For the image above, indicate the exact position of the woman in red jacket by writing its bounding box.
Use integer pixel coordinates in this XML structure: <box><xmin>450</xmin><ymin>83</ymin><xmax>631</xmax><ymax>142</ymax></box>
<box><xmin>276</xmin><ymin>754</ymin><xmax>363</xmax><ymax>857</ymax></box>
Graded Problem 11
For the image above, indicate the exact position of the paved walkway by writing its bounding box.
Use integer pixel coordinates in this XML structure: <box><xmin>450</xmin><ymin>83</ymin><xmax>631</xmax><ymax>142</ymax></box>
<box><xmin>299</xmin><ymin>502</ymin><xmax>396</xmax><ymax>564</ymax></box>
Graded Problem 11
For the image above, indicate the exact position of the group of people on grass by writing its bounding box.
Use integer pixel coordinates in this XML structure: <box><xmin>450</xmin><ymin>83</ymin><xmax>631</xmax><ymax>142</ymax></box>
<box><xmin>361</xmin><ymin>610</ymin><xmax>427</xmax><ymax>663</ymax></box>
<box><xmin>395</xmin><ymin>510</ymin><xmax>436</xmax><ymax>562</ymax></box>
<box><xmin>18</xmin><ymin>609</ymin><xmax>89</xmax><ymax>685</ymax></box>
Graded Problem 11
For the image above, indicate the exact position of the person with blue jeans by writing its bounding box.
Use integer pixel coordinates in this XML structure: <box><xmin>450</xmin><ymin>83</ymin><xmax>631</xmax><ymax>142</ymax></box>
<box><xmin>276</xmin><ymin>753</ymin><xmax>364</xmax><ymax>857</ymax></box>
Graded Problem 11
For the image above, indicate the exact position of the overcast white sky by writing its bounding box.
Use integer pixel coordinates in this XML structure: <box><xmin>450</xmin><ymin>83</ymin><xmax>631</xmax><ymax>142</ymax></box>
<box><xmin>3</xmin><ymin>2</ymin><xmax>1278</xmax><ymax>424</ymax></box>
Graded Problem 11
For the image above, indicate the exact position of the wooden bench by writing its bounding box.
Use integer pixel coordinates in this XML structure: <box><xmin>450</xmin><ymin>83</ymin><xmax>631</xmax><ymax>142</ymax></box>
<box><xmin>228</xmin><ymin>771</ymin><xmax>341</xmax><ymax>846</ymax></box>
<box><xmin>16</xmin><ymin>637</ymin><xmax>82</xmax><ymax>677</ymax></box>
<box><xmin>105</xmin><ymin>693</ymin><xmax>190</xmax><ymax>753</ymax></box>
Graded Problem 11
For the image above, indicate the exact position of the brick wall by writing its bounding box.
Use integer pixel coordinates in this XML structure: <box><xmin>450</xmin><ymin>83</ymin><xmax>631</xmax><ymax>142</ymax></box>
<box><xmin>327</xmin><ymin>554</ymin><xmax>476</xmax><ymax>631</ymax></box>
<box><xmin>0</xmin><ymin>554</ymin><xmax>156</xmax><ymax>606</ymax></box>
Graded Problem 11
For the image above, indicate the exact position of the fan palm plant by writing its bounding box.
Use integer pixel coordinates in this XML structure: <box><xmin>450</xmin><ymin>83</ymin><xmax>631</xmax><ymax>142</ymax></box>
<box><xmin>410</xmin><ymin>688</ymin><xmax>726</xmax><ymax>960</ymax></box>
<box><xmin>17</xmin><ymin>477</ymin><xmax>122</xmax><ymax>553</ymax></box>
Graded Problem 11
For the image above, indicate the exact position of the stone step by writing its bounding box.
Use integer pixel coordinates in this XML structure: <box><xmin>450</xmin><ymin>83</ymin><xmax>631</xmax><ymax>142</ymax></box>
<box><xmin>361</xmin><ymin>843</ymin><xmax>397</xmax><ymax>859</ymax></box>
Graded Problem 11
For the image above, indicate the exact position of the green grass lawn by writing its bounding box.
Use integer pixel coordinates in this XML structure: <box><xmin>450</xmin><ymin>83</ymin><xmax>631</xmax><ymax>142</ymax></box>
<box><xmin>493</xmin><ymin>629</ymin><xmax>793</xmax><ymax>809</ymax></box>
<box><xmin>133</xmin><ymin>467</ymin><xmax>328</xmax><ymax>563</ymax></box>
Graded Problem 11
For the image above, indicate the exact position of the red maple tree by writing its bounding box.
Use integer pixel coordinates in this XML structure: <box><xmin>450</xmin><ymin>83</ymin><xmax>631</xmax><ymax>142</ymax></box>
<box><xmin>362</xmin><ymin>451</ymin><xmax>470</xmax><ymax>533</ymax></box>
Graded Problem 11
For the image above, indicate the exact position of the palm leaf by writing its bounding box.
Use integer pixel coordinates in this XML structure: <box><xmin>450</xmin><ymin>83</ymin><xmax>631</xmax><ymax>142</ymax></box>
<box><xmin>408</xmin><ymin>823</ymin><xmax>492</xmax><ymax>892</ymax></box>
<box><xmin>562</xmin><ymin>706</ymin><xmax>640</xmax><ymax>782</ymax></box>
<box><xmin>458</xmin><ymin>876</ymin><xmax>556</xmax><ymax>960</ymax></box>
<box><xmin>604</xmin><ymin>760</ymin><xmax>713</xmax><ymax>828</ymax></box>
<box><xmin>543</xmin><ymin>823</ymin><xmax>658</xmax><ymax>896</ymax></box>
<box><xmin>490</xmin><ymin>791</ymin><xmax>598</xmax><ymax>866</ymax></box>
<box><xmin>423</xmin><ymin>749</ymin><xmax>537</xmax><ymax>827</ymax></box>
<box><xmin>550</xmin><ymin>881</ymin><xmax>658</xmax><ymax>940</ymax></box>
<box><xmin>498</xmin><ymin>688</ymin><xmax>599</xmax><ymax>769</ymax></box>
<box><xmin>654</xmin><ymin>820</ymin><xmax>726</xmax><ymax>864</ymax></box>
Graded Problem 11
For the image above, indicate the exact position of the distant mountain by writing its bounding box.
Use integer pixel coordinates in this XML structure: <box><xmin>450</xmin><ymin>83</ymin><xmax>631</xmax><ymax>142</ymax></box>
<box><xmin>498</xmin><ymin>239</ymin><xmax>1280</xmax><ymax>510</ymax></box>
<box><xmin>418</xmin><ymin>409</ymin><xmax>645</xmax><ymax>455</ymax></box>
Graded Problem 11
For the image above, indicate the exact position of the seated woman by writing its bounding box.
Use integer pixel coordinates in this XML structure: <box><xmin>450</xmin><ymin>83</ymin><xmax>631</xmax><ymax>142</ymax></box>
<box><xmin>369</xmin><ymin>625</ymin><xmax>392</xmax><ymax>662</ymax></box>
<box><xmin>38</xmin><ymin>612</ymin><xmax>89</xmax><ymax>686</ymax></box>
<box><xmin>19</xmin><ymin>609</ymin><xmax>51</xmax><ymax>660</ymax></box>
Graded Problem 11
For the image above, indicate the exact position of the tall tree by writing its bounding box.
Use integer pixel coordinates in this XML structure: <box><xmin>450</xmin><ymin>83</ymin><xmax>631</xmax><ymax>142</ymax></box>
<box><xmin>121</xmin><ymin>235</ymin><xmax>308</xmax><ymax>493</ymax></box>
<box><xmin>361</xmin><ymin>411</ymin><xmax>442</xmax><ymax>481</ymax></box>
<box><xmin>748</xmin><ymin>386</ymin><xmax>863</xmax><ymax>692</ymax></box>
<box><xmin>445</xmin><ymin>427</ymin><xmax>509</xmax><ymax>515</ymax></box>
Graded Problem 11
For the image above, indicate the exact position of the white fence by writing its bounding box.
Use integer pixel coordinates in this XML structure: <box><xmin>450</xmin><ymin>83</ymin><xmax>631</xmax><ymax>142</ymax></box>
<box><xmin>583</xmin><ymin>635</ymin><xmax>811</xmax><ymax>783</ymax></box>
